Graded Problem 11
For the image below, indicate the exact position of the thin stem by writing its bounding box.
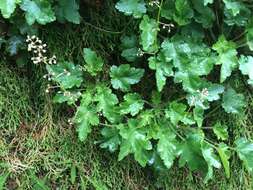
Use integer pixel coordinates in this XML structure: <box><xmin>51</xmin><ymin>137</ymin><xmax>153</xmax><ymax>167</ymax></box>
<box><xmin>156</xmin><ymin>0</ymin><xmax>164</xmax><ymax>23</ymax></box>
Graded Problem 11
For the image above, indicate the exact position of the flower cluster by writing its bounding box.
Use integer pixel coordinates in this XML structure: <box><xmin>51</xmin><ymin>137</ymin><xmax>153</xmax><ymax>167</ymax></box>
<box><xmin>149</xmin><ymin>0</ymin><xmax>160</xmax><ymax>7</ymax></box>
<box><xmin>26</xmin><ymin>35</ymin><xmax>56</xmax><ymax>65</ymax></box>
<box><xmin>160</xmin><ymin>22</ymin><xmax>175</xmax><ymax>33</ymax></box>
<box><xmin>190</xmin><ymin>88</ymin><xmax>209</xmax><ymax>106</ymax></box>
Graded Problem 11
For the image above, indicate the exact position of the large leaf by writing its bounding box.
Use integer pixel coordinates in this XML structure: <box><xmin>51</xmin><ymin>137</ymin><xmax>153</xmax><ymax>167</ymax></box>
<box><xmin>235</xmin><ymin>138</ymin><xmax>253</xmax><ymax>173</ymax></box>
<box><xmin>139</xmin><ymin>15</ymin><xmax>159</xmax><ymax>53</ymax></box>
<box><xmin>157</xmin><ymin>126</ymin><xmax>179</xmax><ymax>169</ymax></box>
<box><xmin>83</xmin><ymin>48</ymin><xmax>104</xmax><ymax>76</ymax></box>
<box><xmin>118</xmin><ymin>119</ymin><xmax>152</xmax><ymax>167</ymax></box>
<box><xmin>46</xmin><ymin>61</ymin><xmax>83</xmax><ymax>89</ymax></box>
<box><xmin>179</xmin><ymin>130</ymin><xmax>207</xmax><ymax>172</ymax></box>
<box><xmin>115</xmin><ymin>0</ymin><xmax>146</xmax><ymax>18</ymax></box>
<box><xmin>0</xmin><ymin>0</ymin><xmax>18</xmax><ymax>18</ymax></box>
<box><xmin>20</xmin><ymin>0</ymin><xmax>56</xmax><ymax>25</ymax></box>
<box><xmin>119</xmin><ymin>93</ymin><xmax>144</xmax><ymax>116</ymax></box>
<box><xmin>148</xmin><ymin>52</ymin><xmax>174</xmax><ymax>92</ymax></box>
<box><xmin>55</xmin><ymin>0</ymin><xmax>81</xmax><ymax>24</ymax></box>
<box><xmin>239</xmin><ymin>55</ymin><xmax>253</xmax><ymax>86</ymax></box>
<box><xmin>212</xmin><ymin>36</ymin><xmax>238</xmax><ymax>83</ymax></box>
<box><xmin>222</xmin><ymin>87</ymin><xmax>246</xmax><ymax>114</ymax></box>
<box><xmin>110</xmin><ymin>64</ymin><xmax>144</xmax><ymax>91</ymax></box>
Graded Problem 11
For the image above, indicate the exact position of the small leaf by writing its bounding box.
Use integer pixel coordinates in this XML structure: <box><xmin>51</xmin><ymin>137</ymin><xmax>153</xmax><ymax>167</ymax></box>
<box><xmin>6</xmin><ymin>35</ymin><xmax>24</xmax><ymax>56</ymax></box>
<box><xmin>246</xmin><ymin>19</ymin><xmax>253</xmax><ymax>51</ymax></box>
<box><xmin>55</xmin><ymin>0</ymin><xmax>81</xmax><ymax>24</ymax></box>
<box><xmin>118</xmin><ymin>119</ymin><xmax>152</xmax><ymax>167</ymax></box>
<box><xmin>74</xmin><ymin>93</ymin><xmax>99</xmax><ymax>141</ymax></box>
<box><xmin>46</xmin><ymin>61</ymin><xmax>83</xmax><ymax>89</ymax></box>
<box><xmin>239</xmin><ymin>55</ymin><xmax>253</xmax><ymax>86</ymax></box>
<box><xmin>0</xmin><ymin>0</ymin><xmax>18</xmax><ymax>18</ymax></box>
<box><xmin>201</xmin><ymin>143</ymin><xmax>221</xmax><ymax>182</ymax></box>
<box><xmin>53</xmin><ymin>91</ymin><xmax>81</xmax><ymax>105</ymax></box>
<box><xmin>222</xmin><ymin>87</ymin><xmax>246</xmax><ymax>114</ymax></box>
<box><xmin>120</xmin><ymin>35</ymin><xmax>138</xmax><ymax>62</ymax></box>
<box><xmin>0</xmin><ymin>172</ymin><xmax>9</xmax><ymax>190</ymax></box>
<box><xmin>212</xmin><ymin>35</ymin><xmax>238</xmax><ymax>83</ymax></box>
<box><xmin>235</xmin><ymin>138</ymin><xmax>253</xmax><ymax>173</ymax></box>
<box><xmin>115</xmin><ymin>0</ymin><xmax>146</xmax><ymax>18</ymax></box>
<box><xmin>148</xmin><ymin>52</ymin><xmax>174</xmax><ymax>92</ymax></box>
<box><xmin>193</xmin><ymin>107</ymin><xmax>204</xmax><ymax>127</ymax></box>
<box><xmin>83</xmin><ymin>48</ymin><xmax>104</xmax><ymax>76</ymax></box>
<box><xmin>70</xmin><ymin>164</ymin><xmax>76</xmax><ymax>185</ymax></box>
<box><xmin>217</xmin><ymin>143</ymin><xmax>231</xmax><ymax>178</ymax></box>
<box><xmin>120</xmin><ymin>93</ymin><xmax>144</xmax><ymax>116</ymax></box>
<box><xmin>213</xmin><ymin>122</ymin><xmax>229</xmax><ymax>141</ymax></box>
<box><xmin>139</xmin><ymin>15</ymin><xmax>159</xmax><ymax>53</ymax></box>
<box><xmin>110</xmin><ymin>64</ymin><xmax>144</xmax><ymax>92</ymax></box>
<box><xmin>95</xmin><ymin>84</ymin><xmax>121</xmax><ymax>123</ymax></box>
<box><xmin>20</xmin><ymin>0</ymin><xmax>56</xmax><ymax>25</ymax></box>
<box><xmin>99</xmin><ymin>127</ymin><xmax>121</xmax><ymax>152</ymax></box>
<box><xmin>165</xmin><ymin>101</ymin><xmax>194</xmax><ymax>126</ymax></box>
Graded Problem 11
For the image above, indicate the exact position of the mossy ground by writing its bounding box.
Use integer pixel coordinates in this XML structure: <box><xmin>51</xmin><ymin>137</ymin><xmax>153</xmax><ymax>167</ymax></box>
<box><xmin>0</xmin><ymin>1</ymin><xmax>252</xmax><ymax>189</ymax></box>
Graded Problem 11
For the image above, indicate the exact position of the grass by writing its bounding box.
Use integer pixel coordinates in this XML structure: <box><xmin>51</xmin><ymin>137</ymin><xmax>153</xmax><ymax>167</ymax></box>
<box><xmin>0</xmin><ymin>1</ymin><xmax>252</xmax><ymax>189</ymax></box>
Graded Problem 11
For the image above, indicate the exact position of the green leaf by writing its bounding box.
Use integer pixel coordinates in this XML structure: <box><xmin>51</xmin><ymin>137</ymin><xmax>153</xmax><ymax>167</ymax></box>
<box><xmin>174</xmin><ymin>0</ymin><xmax>194</xmax><ymax>26</ymax></box>
<box><xmin>192</xmin><ymin>0</ymin><xmax>215</xmax><ymax>28</ymax></box>
<box><xmin>201</xmin><ymin>143</ymin><xmax>221</xmax><ymax>182</ymax></box>
<box><xmin>118</xmin><ymin>119</ymin><xmax>152</xmax><ymax>167</ymax></box>
<box><xmin>179</xmin><ymin>130</ymin><xmax>207</xmax><ymax>172</ymax></box>
<box><xmin>95</xmin><ymin>84</ymin><xmax>121</xmax><ymax>123</ymax></box>
<box><xmin>74</xmin><ymin>93</ymin><xmax>99</xmax><ymax>141</ymax></box>
<box><xmin>139</xmin><ymin>15</ymin><xmax>159</xmax><ymax>53</ymax></box>
<box><xmin>20</xmin><ymin>0</ymin><xmax>56</xmax><ymax>25</ymax></box>
<box><xmin>222</xmin><ymin>87</ymin><xmax>246</xmax><ymax>114</ymax></box>
<box><xmin>0</xmin><ymin>172</ymin><xmax>9</xmax><ymax>190</ymax></box>
<box><xmin>235</xmin><ymin>138</ymin><xmax>253</xmax><ymax>173</ymax></box>
<box><xmin>99</xmin><ymin>127</ymin><xmax>121</xmax><ymax>152</ymax></box>
<box><xmin>120</xmin><ymin>93</ymin><xmax>144</xmax><ymax>116</ymax></box>
<box><xmin>212</xmin><ymin>36</ymin><xmax>238</xmax><ymax>83</ymax></box>
<box><xmin>120</xmin><ymin>35</ymin><xmax>138</xmax><ymax>62</ymax></box>
<box><xmin>148</xmin><ymin>52</ymin><xmax>174</xmax><ymax>92</ymax></box>
<box><xmin>165</xmin><ymin>101</ymin><xmax>194</xmax><ymax>126</ymax></box>
<box><xmin>110</xmin><ymin>64</ymin><xmax>144</xmax><ymax>92</ymax></box>
<box><xmin>193</xmin><ymin>107</ymin><xmax>204</xmax><ymax>127</ymax></box>
<box><xmin>53</xmin><ymin>91</ymin><xmax>81</xmax><ymax>105</ymax></box>
<box><xmin>46</xmin><ymin>61</ymin><xmax>83</xmax><ymax>89</ymax></box>
<box><xmin>0</xmin><ymin>0</ymin><xmax>18</xmax><ymax>18</ymax></box>
<box><xmin>246</xmin><ymin>20</ymin><xmax>253</xmax><ymax>51</ymax></box>
<box><xmin>239</xmin><ymin>55</ymin><xmax>253</xmax><ymax>86</ymax></box>
<box><xmin>55</xmin><ymin>0</ymin><xmax>81</xmax><ymax>24</ymax></box>
<box><xmin>6</xmin><ymin>35</ymin><xmax>24</xmax><ymax>56</ymax></box>
<box><xmin>70</xmin><ymin>164</ymin><xmax>76</xmax><ymax>185</ymax></box>
<box><xmin>223</xmin><ymin>0</ymin><xmax>251</xmax><ymax>26</ymax></box>
<box><xmin>217</xmin><ymin>143</ymin><xmax>231</xmax><ymax>178</ymax></box>
<box><xmin>83</xmin><ymin>48</ymin><xmax>104</xmax><ymax>76</ymax></box>
<box><xmin>115</xmin><ymin>0</ymin><xmax>146</xmax><ymax>18</ymax></box>
<box><xmin>204</xmin><ymin>0</ymin><xmax>213</xmax><ymax>5</ymax></box>
<box><xmin>157</xmin><ymin>126</ymin><xmax>179</xmax><ymax>169</ymax></box>
<box><xmin>213</xmin><ymin>122</ymin><xmax>229</xmax><ymax>141</ymax></box>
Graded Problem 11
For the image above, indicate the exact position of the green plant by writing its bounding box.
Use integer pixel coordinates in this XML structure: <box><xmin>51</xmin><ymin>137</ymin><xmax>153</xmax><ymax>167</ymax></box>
<box><xmin>1</xmin><ymin>0</ymin><xmax>253</xmax><ymax>184</ymax></box>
